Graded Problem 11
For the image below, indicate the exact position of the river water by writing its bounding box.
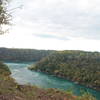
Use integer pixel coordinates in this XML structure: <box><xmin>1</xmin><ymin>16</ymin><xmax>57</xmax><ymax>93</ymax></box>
<box><xmin>6</xmin><ymin>62</ymin><xmax>100</xmax><ymax>100</ymax></box>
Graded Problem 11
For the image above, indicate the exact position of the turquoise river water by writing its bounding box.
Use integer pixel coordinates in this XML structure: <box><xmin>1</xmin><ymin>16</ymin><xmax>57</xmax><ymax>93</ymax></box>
<box><xmin>5</xmin><ymin>62</ymin><xmax>100</xmax><ymax>100</ymax></box>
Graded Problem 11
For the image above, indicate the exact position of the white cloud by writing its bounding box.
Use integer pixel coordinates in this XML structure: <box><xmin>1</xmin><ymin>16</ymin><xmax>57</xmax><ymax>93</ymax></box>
<box><xmin>0</xmin><ymin>0</ymin><xmax>100</xmax><ymax>51</ymax></box>
<box><xmin>0</xmin><ymin>32</ymin><xmax>100</xmax><ymax>51</ymax></box>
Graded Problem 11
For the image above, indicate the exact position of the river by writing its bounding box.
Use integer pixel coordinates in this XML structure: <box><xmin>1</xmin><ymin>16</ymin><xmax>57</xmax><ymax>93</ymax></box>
<box><xmin>5</xmin><ymin>62</ymin><xmax>100</xmax><ymax>100</ymax></box>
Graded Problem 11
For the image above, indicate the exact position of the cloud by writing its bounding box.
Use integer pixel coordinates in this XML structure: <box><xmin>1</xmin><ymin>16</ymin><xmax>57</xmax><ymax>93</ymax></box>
<box><xmin>1</xmin><ymin>0</ymin><xmax>100</xmax><ymax>51</ymax></box>
<box><xmin>8</xmin><ymin>0</ymin><xmax>100</xmax><ymax>40</ymax></box>
<box><xmin>33</xmin><ymin>33</ymin><xmax>69</xmax><ymax>40</ymax></box>
<box><xmin>0</xmin><ymin>32</ymin><xmax>100</xmax><ymax>51</ymax></box>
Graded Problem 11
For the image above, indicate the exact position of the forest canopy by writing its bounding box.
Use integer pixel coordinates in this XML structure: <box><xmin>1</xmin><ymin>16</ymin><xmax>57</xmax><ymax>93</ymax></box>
<box><xmin>0</xmin><ymin>48</ymin><xmax>55</xmax><ymax>62</ymax></box>
<box><xmin>29</xmin><ymin>50</ymin><xmax>100</xmax><ymax>91</ymax></box>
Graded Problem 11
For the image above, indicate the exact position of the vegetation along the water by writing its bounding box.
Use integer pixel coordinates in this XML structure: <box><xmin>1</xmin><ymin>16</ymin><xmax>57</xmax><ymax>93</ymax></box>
<box><xmin>29</xmin><ymin>50</ymin><xmax>100</xmax><ymax>91</ymax></box>
<box><xmin>0</xmin><ymin>59</ymin><xmax>97</xmax><ymax>100</ymax></box>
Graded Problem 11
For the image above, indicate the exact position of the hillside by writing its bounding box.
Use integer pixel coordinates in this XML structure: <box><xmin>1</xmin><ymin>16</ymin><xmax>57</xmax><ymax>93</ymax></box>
<box><xmin>0</xmin><ymin>48</ymin><xmax>55</xmax><ymax>62</ymax></box>
<box><xmin>0</xmin><ymin>60</ymin><xmax>96</xmax><ymax>100</ymax></box>
<box><xmin>29</xmin><ymin>50</ymin><xmax>100</xmax><ymax>91</ymax></box>
<box><xmin>0</xmin><ymin>62</ymin><xmax>11</xmax><ymax>75</ymax></box>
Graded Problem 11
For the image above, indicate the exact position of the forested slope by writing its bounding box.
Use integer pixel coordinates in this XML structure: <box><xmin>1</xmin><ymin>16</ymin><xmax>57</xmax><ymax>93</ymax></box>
<box><xmin>29</xmin><ymin>50</ymin><xmax>100</xmax><ymax>91</ymax></box>
<box><xmin>0</xmin><ymin>62</ymin><xmax>96</xmax><ymax>100</ymax></box>
<box><xmin>0</xmin><ymin>62</ymin><xmax>11</xmax><ymax>75</ymax></box>
<box><xmin>0</xmin><ymin>48</ymin><xmax>55</xmax><ymax>62</ymax></box>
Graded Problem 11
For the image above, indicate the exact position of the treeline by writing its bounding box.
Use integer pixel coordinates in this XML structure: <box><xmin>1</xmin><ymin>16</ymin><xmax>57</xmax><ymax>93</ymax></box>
<box><xmin>0</xmin><ymin>48</ymin><xmax>55</xmax><ymax>62</ymax></box>
<box><xmin>29</xmin><ymin>50</ymin><xmax>100</xmax><ymax>91</ymax></box>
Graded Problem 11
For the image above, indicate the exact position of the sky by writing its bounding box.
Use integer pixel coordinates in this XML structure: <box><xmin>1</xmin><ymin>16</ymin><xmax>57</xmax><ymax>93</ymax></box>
<box><xmin>0</xmin><ymin>0</ymin><xmax>100</xmax><ymax>51</ymax></box>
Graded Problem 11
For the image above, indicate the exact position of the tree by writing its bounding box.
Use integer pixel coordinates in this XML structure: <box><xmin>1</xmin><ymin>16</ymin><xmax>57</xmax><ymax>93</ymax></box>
<box><xmin>0</xmin><ymin>0</ymin><xmax>10</xmax><ymax>34</ymax></box>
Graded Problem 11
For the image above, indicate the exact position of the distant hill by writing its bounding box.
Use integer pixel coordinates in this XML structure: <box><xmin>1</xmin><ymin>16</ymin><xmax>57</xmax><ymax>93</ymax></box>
<box><xmin>29</xmin><ymin>50</ymin><xmax>100</xmax><ymax>91</ymax></box>
<box><xmin>0</xmin><ymin>48</ymin><xmax>55</xmax><ymax>62</ymax></box>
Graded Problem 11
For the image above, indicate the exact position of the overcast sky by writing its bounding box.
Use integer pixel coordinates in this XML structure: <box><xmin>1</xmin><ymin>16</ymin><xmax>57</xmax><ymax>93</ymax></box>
<box><xmin>0</xmin><ymin>0</ymin><xmax>100</xmax><ymax>51</ymax></box>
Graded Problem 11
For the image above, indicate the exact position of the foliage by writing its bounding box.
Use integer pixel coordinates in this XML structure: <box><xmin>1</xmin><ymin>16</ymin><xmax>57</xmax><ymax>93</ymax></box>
<box><xmin>0</xmin><ymin>48</ymin><xmax>55</xmax><ymax>62</ymax></box>
<box><xmin>30</xmin><ymin>50</ymin><xmax>100</xmax><ymax>91</ymax></box>
<box><xmin>0</xmin><ymin>76</ymin><xmax>96</xmax><ymax>100</ymax></box>
<box><xmin>0</xmin><ymin>0</ymin><xmax>10</xmax><ymax>34</ymax></box>
<box><xmin>0</xmin><ymin>61</ymin><xmax>11</xmax><ymax>75</ymax></box>
<box><xmin>78</xmin><ymin>93</ymin><xmax>96</xmax><ymax>100</ymax></box>
<box><xmin>0</xmin><ymin>61</ymin><xmax>97</xmax><ymax>100</ymax></box>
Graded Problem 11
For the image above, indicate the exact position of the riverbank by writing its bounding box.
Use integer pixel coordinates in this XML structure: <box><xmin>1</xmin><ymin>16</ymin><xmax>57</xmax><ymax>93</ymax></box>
<box><xmin>0</xmin><ymin>75</ymin><xmax>78</xmax><ymax>100</ymax></box>
<box><xmin>0</xmin><ymin>62</ymin><xmax>97</xmax><ymax>100</ymax></box>
<box><xmin>30</xmin><ymin>69</ymin><xmax>100</xmax><ymax>92</ymax></box>
<box><xmin>29</xmin><ymin>51</ymin><xmax>100</xmax><ymax>92</ymax></box>
<box><xmin>6</xmin><ymin>62</ymin><xmax>100</xmax><ymax>100</ymax></box>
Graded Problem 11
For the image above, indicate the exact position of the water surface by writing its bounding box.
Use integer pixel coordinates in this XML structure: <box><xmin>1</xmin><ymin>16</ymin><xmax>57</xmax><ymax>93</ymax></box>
<box><xmin>6</xmin><ymin>62</ymin><xmax>100</xmax><ymax>100</ymax></box>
